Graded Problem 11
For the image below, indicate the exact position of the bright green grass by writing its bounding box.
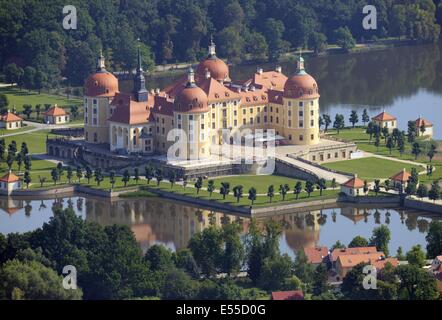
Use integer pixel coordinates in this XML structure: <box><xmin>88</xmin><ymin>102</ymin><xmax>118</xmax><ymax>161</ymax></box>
<box><xmin>0</xmin><ymin>86</ymin><xmax>82</xmax><ymax>111</ymax></box>
<box><xmin>144</xmin><ymin>182</ymin><xmax>340</xmax><ymax>208</ymax></box>
<box><xmin>3</xmin><ymin>130</ymin><xmax>60</xmax><ymax>154</ymax></box>
<box><xmin>0</xmin><ymin>158</ymin><xmax>56</xmax><ymax>173</ymax></box>
<box><xmin>322</xmin><ymin>157</ymin><xmax>418</xmax><ymax>181</ymax></box>
<box><xmin>207</xmin><ymin>175</ymin><xmax>307</xmax><ymax>194</ymax></box>
<box><xmin>0</xmin><ymin>124</ymin><xmax>35</xmax><ymax>135</ymax></box>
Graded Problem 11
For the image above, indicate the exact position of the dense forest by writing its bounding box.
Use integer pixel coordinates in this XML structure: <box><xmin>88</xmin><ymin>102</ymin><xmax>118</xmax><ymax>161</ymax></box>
<box><xmin>1</xmin><ymin>0</ymin><xmax>442</xmax><ymax>88</ymax></box>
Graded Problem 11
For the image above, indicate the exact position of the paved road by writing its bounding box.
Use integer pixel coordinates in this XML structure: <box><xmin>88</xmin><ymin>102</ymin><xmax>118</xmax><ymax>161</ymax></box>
<box><xmin>0</xmin><ymin>121</ymin><xmax>83</xmax><ymax>138</ymax></box>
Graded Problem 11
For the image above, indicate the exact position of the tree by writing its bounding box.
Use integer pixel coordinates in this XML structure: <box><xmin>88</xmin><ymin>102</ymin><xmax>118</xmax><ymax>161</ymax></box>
<box><xmin>370</xmin><ymin>225</ymin><xmax>391</xmax><ymax>256</ymax></box>
<box><xmin>94</xmin><ymin>168</ymin><xmax>103</xmax><ymax>186</ymax></box>
<box><xmin>322</xmin><ymin>114</ymin><xmax>331</xmax><ymax>132</ymax></box>
<box><xmin>279</xmin><ymin>184</ymin><xmax>289</xmax><ymax>201</ymax></box>
<box><xmin>122</xmin><ymin>170</ymin><xmax>130</xmax><ymax>187</ymax></box>
<box><xmin>6</xmin><ymin>153</ymin><xmax>14</xmax><ymax>170</ymax></box>
<box><xmin>15</xmin><ymin>153</ymin><xmax>23</xmax><ymax>172</ymax></box>
<box><xmin>373</xmin><ymin>179</ymin><xmax>381</xmax><ymax>195</ymax></box>
<box><xmin>330</xmin><ymin>240</ymin><xmax>346</xmax><ymax>251</ymax></box>
<box><xmin>362</xmin><ymin>109</ymin><xmax>370</xmax><ymax>126</ymax></box>
<box><xmin>341</xmin><ymin>263</ymin><xmax>378</xmax><ymax>299</ymax></box>
<box><xmin>220</xmin><ymin>182</ymin><xmax>230</xmax><ymax>200</ymax></box>
<box><xmin>334</xmin><ymin>27</ymin><xmax>355</xmax><ymax>52</ymax></box>
<box><xmin>34</xmin><ymin>71</ymin><xmax>46</xmax><ymax>94</ymax></box>
<box><xmin>294</xmin><ymin>181</ymin><xmax>303</xmax><ymax>199</ymax></box>
<box><xmin>267</xmin><ymin>185</ymin><xmax>275</xmax><ymax>203</ymax></box>
<box><xmin>312</xmin><ymin>263</ymin><xmax>329</xmax><ymax>296</ymax></box>
<box><xmin>3</xmin><ymin>63</ymin><xmax>20</xmax><ymax>85</ymax></box>
<box><xmin>427</xmin><ymin>144</ymin><xmax>437</xmax><ymax>162</ymax></box>
<box><xmin>109</xmin><ymin>171</ymin><xmax>116</xmax><ymax>189</ymax></box>
<box><xmin>23</xmin><ymin>104</ymin><xmax>32</xmax><ymax>119</ymax></box>
<box><xmin>145</xmin><ymin>166</ymin><xmax>154</xmax><ymax>185</ymax></box>
<box><xmin>316</xmin><ymin>179</ymin><xmax>327</xmax><ymax>196</ymax></box>
<box><xmin>374</xmin><ymin>134</ymin><xmax>381</xmax><ymax>151</ymax></box>
<box><xmin>194</xmin><ymin>177</ymin><xmax>203</xmax><ymax>194</ymax></box>
<box><xmin>308</xmin><ymin>32</ymin><xmax>327</xmax><ymax>55</ymax></box>
<box><xmin>0</xmin><ymin>259</ymin><xmax>82</xmax><ymax>300</ymax></box>
<box><xmin>248</xmin><ymin>187</ymin><xmax>257</xmax><ymax>205</ymax></box>
<box><xmin>38</xmin><ymin>176</ymin><xmax>46</xmax><ymax>188</ymax></box>
<box><xmin>161</xmin><ymin>268</ymin><xmax>197</xmax><ymax>300</ymax></box>
<box><xmin>0</xmin><ymin>94</ymin><xmax>8</xmax><ymax>113</ymax></box>
<box><xmin>416</xmin><ymin>184</ymin><xmax>428</xmax><ymax>199</ymax></box>
<box><xmin>411</xmin><ymin>142</ymin><xmax>421</xmax><ymax>160</ymax></box>
<box><xmin>218</xmin><ymin>26</ymin><xmax>244</xmax><ymax>62</ymax></box>
<box><xmin>24</xmin><ymin>155</ymin><xmax>31</xmax><ymax>171</ymax></box>
<box><xmin>263</xmin><ymin>18</ymin><xmax>287</xmax><ymax>61</ymax></box>
<box><xmin>23</xmin><ymin>171</ymin><xmax>31</xmax><ymax>189</ymax></box>
<box><xmin>188</xmin><ymin>226</ymin><xmax>223</xmax><ymax>278</ymax></box>
<box><xmin>381</xmin><ymin>127</ymin><xmax>389</xmax><ymax>143</ymax></box>
<box><xmin>245</xmin><ymin>32</ymin><xmax>268</xmax><ymax>61</ymax></box>
<box><xmin>144</xmin><ymin>244</ymin><xmax>175</xmax><ymax>272</ymax></box>
<box><xmin>366</xmin><ymin>122</ymin><xmax>375</xmax><ymax>141</ymax></box>
<box><xmin>305</xmin><ymin>180</ymin><xmax>315</xmax><ymax>197</ymax></box>
<box><xmin>66</xmin><ymin>166</ymin><xmax>73</xmax><ymax>184</ymax></box>
<box><xmin>207</xmin><ymin>180</ymin><xmax>215</xmax><ymax>197</ymax></box>
<box><xmin>407</xmin><ymin>121</ymin><xmax>417</xmax><ymax>143</ymax></box>
<box><xmin>175</xmin><ymin>249</ymin><xmax>200</xmax><ymax>279</ymax></box>
<box><xmin>258</xmin><ymin>254</ymin><xmax>293</xmax><ymax>291</ymax></box>
<box><xmin>222</xmin><ymin>223</ymin><xmax>244</xmax><ymax>276</ymax></box>
<box><xmin>406</xmin><ymin>245</ymin><xmax>426</xmax><ymax>267</ymax></box>
<box><xmin>155</xmin><ymin>169</ymin><xmax>163</xmax><ymax>186</ymax></box>
<box><xmin>51</xmin><ymin>168</ymin><xmax>58</xmax><ymax>185</ymax></box>
<box><xmin>348</xmin><ymin>236</ymin><xmax>369</xmax><ymax>248</ymax></box>
<box><xmin>426</xmin><ymin>220</ymin><xmax>442</xmax><ymax>259</ymax></box>
<box><xmin>293</xmin><ymin>249</ymin><xmax>313</xmax><ymax>284</ymax></box>
<box><xmin>85</xmin><ymin>167</ymin><xmax>92</xmax><ymax>184</ymax></box>
<box><xmin>233</xmin><ymin>185</ymin><xmax>243</xmax><ymax>202</ymax></box>
<box><xmin>182</xmin><ymin>176</ymin><xmax>188</xmax><ymax>189</ymax></box>
<box><xmin>333</xmin><ymin>114</ymin><xmax>345</xmax><ymax>133</ymax></box>
<box><xmin>386</xmin><ymin>136</ymin><xmax>394</xmax><ymax>154</ymax></box>
<box><xmin>428</xmin><ymin>181</ymin><xmax>440</xmax><ymax>203</ymax></box>
<box><xmin>23</xmin><ymin>66</ymin><xmax>36</xmax><ymax>91</ymax></box>
<box><xmin>76</xmin><ymin>166</ymin><xmax>83</xmax><ymax>183</ymax></box>
<box><xmin>395</xmin><ymin>264</ymin><xmax>438</xmax><ymax>300</ymax></box>
<box><xmin>349</xmin><ymin>110</ymin><xmax>359</xmax><ymax>128</ymax></box>
<box><xmin>396</xmin><ymin>246</ymin><xmax>406</xmax><ymax>261</ymax></box>
<box><xmin>133</xmin><ymin>168</ymin><xmax>140</xmax><ymax>185</ymax></box>
<box><xmin>331</xmin><ymin>178</ymin><xmax>337</xmax><ymax>190</ymax></box>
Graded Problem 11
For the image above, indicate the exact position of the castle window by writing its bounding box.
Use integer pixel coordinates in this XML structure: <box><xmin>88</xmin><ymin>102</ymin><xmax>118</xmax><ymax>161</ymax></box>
<box><xmin>288</xmin><ymin>110</ymin><xmax>291</xmax><ymax>117</ymax></box>
<box><xmin>242</xmin><ymin>109</ymin><xmax>246</xmax><ymax>115</ymax></box>
<box><xmin>299</xmin><ymin>120</ymin><xmax>303</xmax><ymax>128</ymax></box>
<box><xmin>276</xmin><ymin>117</ymin><xmax>279</xmax><ymax>124</ymax></box>
<box><xmin>212</xmin><ymin>122</ymin><xmax>215</xmax><ymax>129</ymax></box>
<box><xmin>310</xmin><ymin>101</ymin><xmax>314</xmax><ymax>106</ymax></box>
<box><xmin>234</xmin><ymin>110</ymin><xmax>237</xmax><ymax>116</ymax></box>
<box><xmin>212</xmin><ymin>104</ymin><xmax>215</xmax><ymax>108</ymax></box>
<box><xmin>93</xmin><ymin>99</ymin><xmax>97</xmax><ymax>105</ymax></box>
<box><xmin>201</xmin><ymin>124</ymin><xmax>205</xmax><ymax>130</ymax></box>
<box><xmin>234</xmin><ymin>119</ymin><xmax>237</xmax><ymax>126</ymax></box>
<box><xmin>289</xmin><ymin>134</ymin><xmax>292</xmax><ymax>140</ymax></box>
<box><xmin>223</xmin><ymin>102</ymin><xmax>227</xmax><ymax>107</ymax></box>
<box><xmin>270</xmin><ymin>116</ymin><xmax>273</xmax><ymax>123</ymax></box>
<box><xmin>270</xmin><ymin>106</ymin><xmax>273</xmax><ymax>112</ymax></box>
<box><xmin>178</xmin><ymin>124</ymin><xmax>182</xmax><ymax>129</ymax></box>
<box><xmin>288</xmin><ymin>101</ymin><xmax>292</xmax><ymax>107</ymax></box>
<box><xmin>311</xmin><ymin>134</ymin><xmax>315</xmax><ymax>140</ymax></box>
<box><xmin>299</xmin><ymin>101</ymin><xmax>303</xmax><ymax>107</ymax></box>
<box><xmin>311</xmin><ymin>120</ymin><xmax>314</xmax><ymax>127</ymax></box>
<box><xmin>257</xmin><ymin>107</ymin><xmax>260</xmax><ymax>112</ymax></box>
<box><xmin>212</xmin><ymin>113</ymin><xmax>215</xmax><ymax>118</ymax></box>
<box><xmin>189</xmin><ymin>115</ymin><xmax>193</xmax><ymax>120</ymax></box>
<box><xmin>276</xmin><ymin>108</ymin><xmax>279</xmax><ymax>113</ymax></box>
<box><xmin>250</xmin><ymin>108</ymin><xmax>253</xmax><ymax>114</ymax></box>
<box><xmin>93</xmin><ymin>133</ymin><xmax>98</xmax><ymax>142</ymax></box>
<box><xmin>299</xmin><ymin>135</ymin><xmax>304</xmax><ymax>141</ymax></box>
<box><xmin>222</xmin><ymin>109</ymin><xmax>227</xmax><ymax>117</ymax></box>
<box><xmin>234</xmin><ymin>101</ymin><xmax>237</xmax><ymax>106</ymax></box>
<box><xmin>310</xmin><ymin>110</ymin><xmax>314</xmax><ymax>116</ymax></box>
<box><xmin>299</xmin><ymin>110</ymin><xmax>303</xmax><ymax>117</ymax></box>
<box><xmin>264</xmin><ymin>106</ymin><xmax>267</xmax><ymax>112</ymax></box>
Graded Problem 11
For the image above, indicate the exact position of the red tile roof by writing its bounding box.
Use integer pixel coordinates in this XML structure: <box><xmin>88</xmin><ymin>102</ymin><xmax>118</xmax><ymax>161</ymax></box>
<box><xmin>342</xmin><ymin>175</ymin><xmax>365</xmax><ymax>188</ymax></box>
<box><xmin>108</xmin><ymin>92</ymin><xmax>154</xmax><ymax>125</ymax></box>
<box><xmin>304</xmin><ymin>246</ymin><xmax>328</xmax><ymax>264</ymax></box>
<box><xmin>435</xmin><ymin>272</ymin><xmax>442</xmax><ymax>281</ymax></box>
<box><xmin>372</xmin><ymin>111</ymin><xmax>396</xmax><ymax>121</ymax></box>
<box><xmin>271</xmin><ymin>290</ymin><xmax>304</xmax><ymax>300</ymax></box>
<box><xmin>331</xmin><ymin>246</ymin><xmax>378</xmax><ymax>262</ymax></box>
<box><xmin>416</xmin><ymin>117</ymin><xmax>432</xmax><ymax>127</ymax></box>
<box><xmin>198</xmin><ymin>77</ymin><xmax>241</xmax><ymax>102</ymax></box>
<box><xmin>390</xmin><ymin>168</ymin><xmax>411</xmax><ymax>183</ymax></box>
<box><xmin>43</xmin><ymin>105</ymin><xmax>68</xmax><ymax>116</ymax></box>
<box><xmin>0</xmin><ymin>112</ymin><xmax>23</xmax><ymax>122</ymax></box>
<box><xmin>0</xmin><ymin>172</ymin><xmax>20</xmax><ymax>183</ymax></box>
<box><xmin>337</xmin><ymin>252</ymin><xmax>386</xmax><ymax>268</ymax></box>
<box><xmin>249</xmin><ymin>70</ymin><xmax>288</xmax><ymax>91</ymax></box>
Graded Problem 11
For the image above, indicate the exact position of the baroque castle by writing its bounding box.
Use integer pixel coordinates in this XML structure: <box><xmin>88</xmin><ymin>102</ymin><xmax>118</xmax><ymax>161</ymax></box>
<box><xmin>83</xmin><ymin>41</ymin><xmax>320</xmax><ymax>160</ymax></box>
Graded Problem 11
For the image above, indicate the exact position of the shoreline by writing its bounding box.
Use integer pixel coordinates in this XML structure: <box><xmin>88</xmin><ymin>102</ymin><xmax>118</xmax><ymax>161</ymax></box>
<box><xmin>2</xmin><ymin>184</ymin><xmax>441</xmax><ymax>215</ymax></box>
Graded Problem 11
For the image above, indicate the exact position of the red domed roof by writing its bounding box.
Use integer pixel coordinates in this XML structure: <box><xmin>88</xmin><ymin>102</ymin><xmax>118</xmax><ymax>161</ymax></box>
<box><xmin>175</xmin><ymin>85</ymin><xmax>208</xmax><ymax>113</ymax></box>
<box><xmin>85</xmin><ymin>71</ymin><xmax>119</xmax><ymax>97</ymax></box>
<box><xmin>283</xmin><ymin>73</ymin><xmax>319</xmax><ymax>99</ymax></box>
<box><xmin>196</xmin><ymin>57</ymin><xmax>229</xmax><ymax>82</ymax></box>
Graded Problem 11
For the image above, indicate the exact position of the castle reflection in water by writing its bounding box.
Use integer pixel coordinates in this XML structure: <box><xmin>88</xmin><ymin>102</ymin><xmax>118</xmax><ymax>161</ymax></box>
<box><xmin>0</xmin><ymin>196</ymin><xmax>436</xmax><ymax>255</ymax></box>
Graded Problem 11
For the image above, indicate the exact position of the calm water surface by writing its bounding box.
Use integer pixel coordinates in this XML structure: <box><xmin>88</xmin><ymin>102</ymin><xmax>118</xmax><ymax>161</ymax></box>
<box><xmin>130</xmin><ymin>44</ymin><xmax>442</xmax><ymax>139</ymax></box>
<box><xmin>0</xmin><ymin>196</ymin><xmax>439</xmax><ymax>257</ymax></box>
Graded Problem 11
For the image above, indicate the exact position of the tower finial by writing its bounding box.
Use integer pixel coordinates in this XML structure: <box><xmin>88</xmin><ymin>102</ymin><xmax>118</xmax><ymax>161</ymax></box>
<box><xmin>133</xmin><ymin>38</ymin><xmax>148</xmax><ymax>102</ymax></box>
<box><xmin>208</xmin><ymin>37</ymin><xmax>216</xmax><ymax>58</ymax></box>
<box><xmin>97</xmin><ymin>49</ymin><xmax>106</xmax><ymax>71</ymax></box>
<box><xmin>296</xmin><ymin>50</ymin><xmax>306</xmax><ymax>75</ymax></box>
<box><xmin>187</xmin><ymin>67</ymin><xmax>196</xmax><ymax>87</ymax></box>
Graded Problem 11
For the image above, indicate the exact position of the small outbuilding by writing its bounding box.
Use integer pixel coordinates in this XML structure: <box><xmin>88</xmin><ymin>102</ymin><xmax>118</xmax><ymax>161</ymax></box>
<box><xmin>372</xmin><ymin>111</ymin><xmax>397</xmax><ymax>132</ymax></box>
<box><xmin>0</xmin><ymin>171</ymin><xmax>21</xmax><ymax>195</ymax></box>
<box><xmin>271</xmin><ymin>290</ymin><xmax>304</xmax><ymax>300</ymax></box>
<box><xmin>415</xmin><ymin>117</ymin><xmax>433</xmax><ymax>138</ymax></box>
<box><xmin>340</xmin><ymin>174</ymin><xmax>366</xmax><ymax>197</ymax></box>
<box><xmin>0</xmin><ymin>111</ymin><xmax>23</xmax><ymax>130</ymax></box>
<box><xmin>390</xmin><ymin>168</ymin><xmax>411</xmax><ymax>190</ymax></box>
<box><xmin>43</xmin><ymin>105</ymin><xmax>70</xmax><ymax>125</ymax></box>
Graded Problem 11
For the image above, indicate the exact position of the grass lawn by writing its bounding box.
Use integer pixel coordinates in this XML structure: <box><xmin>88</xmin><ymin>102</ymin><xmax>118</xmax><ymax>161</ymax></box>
<box><xmin>207</xmin><ymin>175</ymin><xmax>310</xmax><ymax>194</ymax></box>
<box><xmin>2</xmin><ymin>130</ymin><xmax>60</xmax><ymax>154</ymax></box>
<box><xmin>0</xmin><ymin>86</ymin><xmax>82</xmax><ymax>112</ymax></box>
<box><xmin>0</xmin><ymin>124</ymin><xmax>35</xmax><ymax>135</ymax></box>
<box><xmin>322</xmin><ymin>157</ymin><xmax>418</xmax><ymax>181</ymax></box>
<box><xmin>327</xmin><ymin>127</ymin><xmax>442</xmax><ymax>185</ymax></box>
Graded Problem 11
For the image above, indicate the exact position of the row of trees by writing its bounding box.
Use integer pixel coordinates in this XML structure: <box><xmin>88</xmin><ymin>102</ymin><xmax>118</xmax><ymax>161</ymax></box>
<box><xmin>1</xmin><ymin>0</ymin><xmax>441</xmax><ymax>88</ymax></box>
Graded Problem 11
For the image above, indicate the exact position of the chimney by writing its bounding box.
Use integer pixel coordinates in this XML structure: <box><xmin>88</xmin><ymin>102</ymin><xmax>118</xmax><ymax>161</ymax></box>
<box><xmin>257</xmin><ymin>67</ymin><xmax>263</xmax><ymax>75</ymax></box>
<box><xmin>275</xmin><ymin>65</ymin><xmax>282</xmax><ymax>73</ymax></box>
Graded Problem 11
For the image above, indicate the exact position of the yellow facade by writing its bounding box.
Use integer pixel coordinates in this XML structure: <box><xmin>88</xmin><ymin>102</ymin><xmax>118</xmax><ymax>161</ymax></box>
<box><xmin>84</xmin><ymin>96</ymin><xmax>112</xmax><ymax>144</ymax></box>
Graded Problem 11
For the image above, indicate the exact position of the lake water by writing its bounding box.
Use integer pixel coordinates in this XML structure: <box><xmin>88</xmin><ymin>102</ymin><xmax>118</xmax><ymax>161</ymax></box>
<box><xmin>1</xmin><ymin>196</ymin><xmax>439</xmax><ymax>257</ymax></box>
<box><xmin>131</xmin><ymin>44</ymin><xmax>442</xmax><ymax>139</ymax></box>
